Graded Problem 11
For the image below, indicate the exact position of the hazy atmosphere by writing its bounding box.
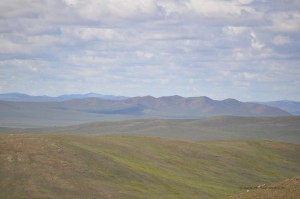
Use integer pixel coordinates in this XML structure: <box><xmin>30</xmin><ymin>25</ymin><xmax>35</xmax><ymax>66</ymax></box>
<box><xmin>1</xmin><ymin>0</ymin><xmax>300</xmax><ymax>100</ymax></box>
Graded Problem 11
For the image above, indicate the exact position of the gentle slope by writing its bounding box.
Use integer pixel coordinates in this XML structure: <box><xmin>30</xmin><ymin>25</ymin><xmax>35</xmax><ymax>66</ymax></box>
<box><xmin>1</xmin><ymin>135</ymin><xmax>300</xmax><ymax>199</ymax></box>
<box><xmin>3</xmin><ymin>116</ymin><xmax>300</xmax><ymax>144</ymax></box>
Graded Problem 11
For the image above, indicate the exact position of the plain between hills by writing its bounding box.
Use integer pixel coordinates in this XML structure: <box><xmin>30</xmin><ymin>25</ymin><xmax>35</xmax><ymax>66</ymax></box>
<box><xmin>1</xmin><ymin>116</ymin><xmax>300</xmax><ymax>144</ymax></box>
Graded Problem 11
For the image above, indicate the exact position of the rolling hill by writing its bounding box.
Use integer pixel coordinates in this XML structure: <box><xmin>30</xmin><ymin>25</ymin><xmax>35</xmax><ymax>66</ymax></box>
<box><xmin>2</xmin><ymin>116</ymin><xmax>300</xmax><ymax>144</ymax></box>
<box><xmin>1</xmin><ymin>134</ymin><xmax>300</xmax><ymax>199</ymax></box>
<box><xmin>0</xmin><ymin>96</ymin><xmax>291</xmax><ymax>127</ymax></box>
<box><xmin>0</xmin><ymin>99</ymin><xmax>149</xmax><ymax>127</ymax></box>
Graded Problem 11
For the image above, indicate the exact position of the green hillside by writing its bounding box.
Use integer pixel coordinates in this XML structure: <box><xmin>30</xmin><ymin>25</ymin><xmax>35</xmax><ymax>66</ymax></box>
<box><xmin>1</xmin><ymin>134</ymin><xmax>300</xmax><ymax>199</ymax></box>
<box><xmin>3</xmin><ymin>116</ymin><xmax>300</xmax><ymax>144</ymax></box>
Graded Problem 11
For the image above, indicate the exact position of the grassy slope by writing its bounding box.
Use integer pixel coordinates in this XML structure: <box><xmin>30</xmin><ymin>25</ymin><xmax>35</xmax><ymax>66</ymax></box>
<box><xmin>1</xmin><ymin>134</ymin><xmax>300</xmax><ymax>199</ymax></box>
<box><xmin>230</xmin><ymin>176</ymin><xmax>300</xmax><ymax>199</ymax></box>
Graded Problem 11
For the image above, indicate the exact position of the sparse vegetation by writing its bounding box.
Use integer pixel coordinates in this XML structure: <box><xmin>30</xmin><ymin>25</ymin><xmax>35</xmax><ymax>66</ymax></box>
<box><xmin>229</xmin><ymin>176</ymin><xmax>300</xmax><ymax>199</ymax></box>
<box><xmin>1</xmin><ymin>134</ymin><xmax>300</xmax><ymax>199</ymax></box>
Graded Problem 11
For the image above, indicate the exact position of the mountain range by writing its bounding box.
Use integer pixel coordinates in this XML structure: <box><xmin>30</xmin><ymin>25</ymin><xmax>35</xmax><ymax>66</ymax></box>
<box><xmin>0</xmin><ymin>94</ymin><xmax>291</xmax><ymax>128</ymax></box>
<box><xmin>0</xmin><ymin>92</ymin><xmax>128</xmax><ymax>102</ymax></box>
<box><xmin>1</xmin><ymin>93</ymin><xmax>299</xmax><ymax>114</ymax></box>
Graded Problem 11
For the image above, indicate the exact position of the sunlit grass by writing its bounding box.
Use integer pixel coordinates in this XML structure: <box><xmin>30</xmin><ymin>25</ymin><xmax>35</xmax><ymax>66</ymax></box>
<box><xmin>1</xmin><ymin>134</ymin><xmax>299</xmax><ymax>199</ymax></box>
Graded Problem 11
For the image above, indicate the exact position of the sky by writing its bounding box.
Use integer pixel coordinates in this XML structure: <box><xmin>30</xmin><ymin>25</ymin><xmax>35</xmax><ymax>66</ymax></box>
<box><xmin>0</xmin><ymin>0</ymin><xmax>300</xmax><ymax>101</ymax></box>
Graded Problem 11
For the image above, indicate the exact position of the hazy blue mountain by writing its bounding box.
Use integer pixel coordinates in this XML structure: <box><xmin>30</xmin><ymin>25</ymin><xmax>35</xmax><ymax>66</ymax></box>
<box><xmin>0</xmin><ymin>93</ymin><xmax>53</xmax><ymax>102</ymax></box>
<box><xmin>258</xmin><ymin>100</ymin><xmax>300</xmax><ymax>115</ymax></box>
<box><xmin>56</xmin><ymin>93</ymin><xmax>128</xmax><ymax>101</ymax></box>
<box><xmin>124</xmin><ymin>96</ymin><xmax>290</xmax><ymax>117</ymax></box>
<box><xmin>0</xmin><ymin>92</ymin><xmax>128</xmax><ymax>102</ymax></box>
<box><xmin>0</xmin><ymin>95</ymin><xmax>291</xmax><ymax>127</ymax></box>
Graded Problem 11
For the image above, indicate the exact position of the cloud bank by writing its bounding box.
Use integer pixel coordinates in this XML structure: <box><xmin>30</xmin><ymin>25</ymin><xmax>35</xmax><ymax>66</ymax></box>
<box><xmin>0</xmin><ymin>0</ymin><xmax>300</xmax><ymax>100</ymax></box>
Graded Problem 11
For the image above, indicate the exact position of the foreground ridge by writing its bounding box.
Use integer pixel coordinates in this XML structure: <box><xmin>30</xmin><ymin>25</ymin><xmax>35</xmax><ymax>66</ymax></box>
<box><xmin>229</xmin><ymin>176</ymin><xmax>300</xmax><ymax>199</ymax></box>
<box><xmin>1</xmin><ymin>134</ymin><xmax>300</xmax><ymax>199</ymax></box>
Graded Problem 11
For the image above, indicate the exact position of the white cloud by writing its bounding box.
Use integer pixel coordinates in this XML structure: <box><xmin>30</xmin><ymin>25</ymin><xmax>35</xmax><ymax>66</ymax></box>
<box><xmin>67</xmin><ymin>51</ymin><xmax>116</xmax><ymax>67</ymax></box>
<box><xmin>233</xmin><ymin>48</ymin><xmax>248</xmax><ymax>60</ymax></box>
<box><xmin>243</xmin><ymin>72</ymin><xmax>257</xmax><ymax>80</ymax></box>
<box><xmin>0</xmin><ymin>0</ymin><xmax>37</xmax><ymax>18</ymax></box>
<box><xmin>63</xmin><ymin>0</ymin><xmax>78</xmax><ymax>6</ymax></box>
<box><xmin>223</xmin><ymin>26</ymin><xmax>248</xmax><ymax>36</ymax></box>
<box><xmin>268</xmin><ymin>12</ymin><xmax>300</xmax><ymax>32</ymax></box>
<box><xmin>142</xmin><ymin>32</ymin><xmax>183</xmax><ymax>40</ymax></box>
<box><xmin>189</xmin><ymin>0</ymin><xmax>243</xmax><ymax>16</ymax></box>
<box><xmin>64</xmin><ymin>27</ymin><xmax>124</xmax><ymax>41</ymax></box>
<box><xmin>136</xmin><ymin>51</ymin><xmax>154</xmax><ymax>59</ymax></box>
<box><xmin>238</xmin><ymin>0</ymin><xmax>254</xmax><ymax>4</ymax></box>
<box><xmin>68</xmin><ymin>0</ymin><xmax>160</xmax><ymax>21</ymax></box>
<box><xmin>250</xmin><ymin>32</ymin><xmax>264</xmax><ymax>50</ymax></box>
<box><xmin>272</xmin><ymin>35</ymin><xmax>292</xmax><ymax>45</ymax></box>
<box><xmin>0</xmin><ymin>37</ymin><xmax>28</xmax><ymax>54</ymax></box>
<box><xmin>27</xmin><ymin>35</ymin><xmax>68</xmax><ymax>47</ymax></box>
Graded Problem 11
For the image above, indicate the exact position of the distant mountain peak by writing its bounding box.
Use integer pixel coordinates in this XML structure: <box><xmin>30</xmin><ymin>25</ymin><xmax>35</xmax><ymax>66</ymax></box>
<box><xmin>222</xmin><ymin>98</ymin><xmax>240</xmax><ymax>103</ymax></box>
<box><xmin>198</xmin><ymin>96</ymin><xmax>213</xmax><ymax>100</ymax></box>
<box><xmin>257</xmin><ymin>100</ymin><xmax>300</xmax><ymax>115</ymax></box>
<box><xmin>223</xmin><ymin>98</ymin><xmax>239</xmax><ymax>101</ymax></box>
<box><xmin>0</xmin><ymin>92</ymin><xmax>128</xmax><ymax>102</ymax></box>
<box><xmin>159</xmin><ymin>95</ymin><xmax>184</xmax><ymax>99</ymax></box>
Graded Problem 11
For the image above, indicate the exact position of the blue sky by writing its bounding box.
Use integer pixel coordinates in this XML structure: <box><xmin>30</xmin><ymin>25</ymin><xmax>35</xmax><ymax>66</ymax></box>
<box><xmin>0</xmin><ymin>0</ymin><xmax>300</xmax><ymax>101</ymax></box>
